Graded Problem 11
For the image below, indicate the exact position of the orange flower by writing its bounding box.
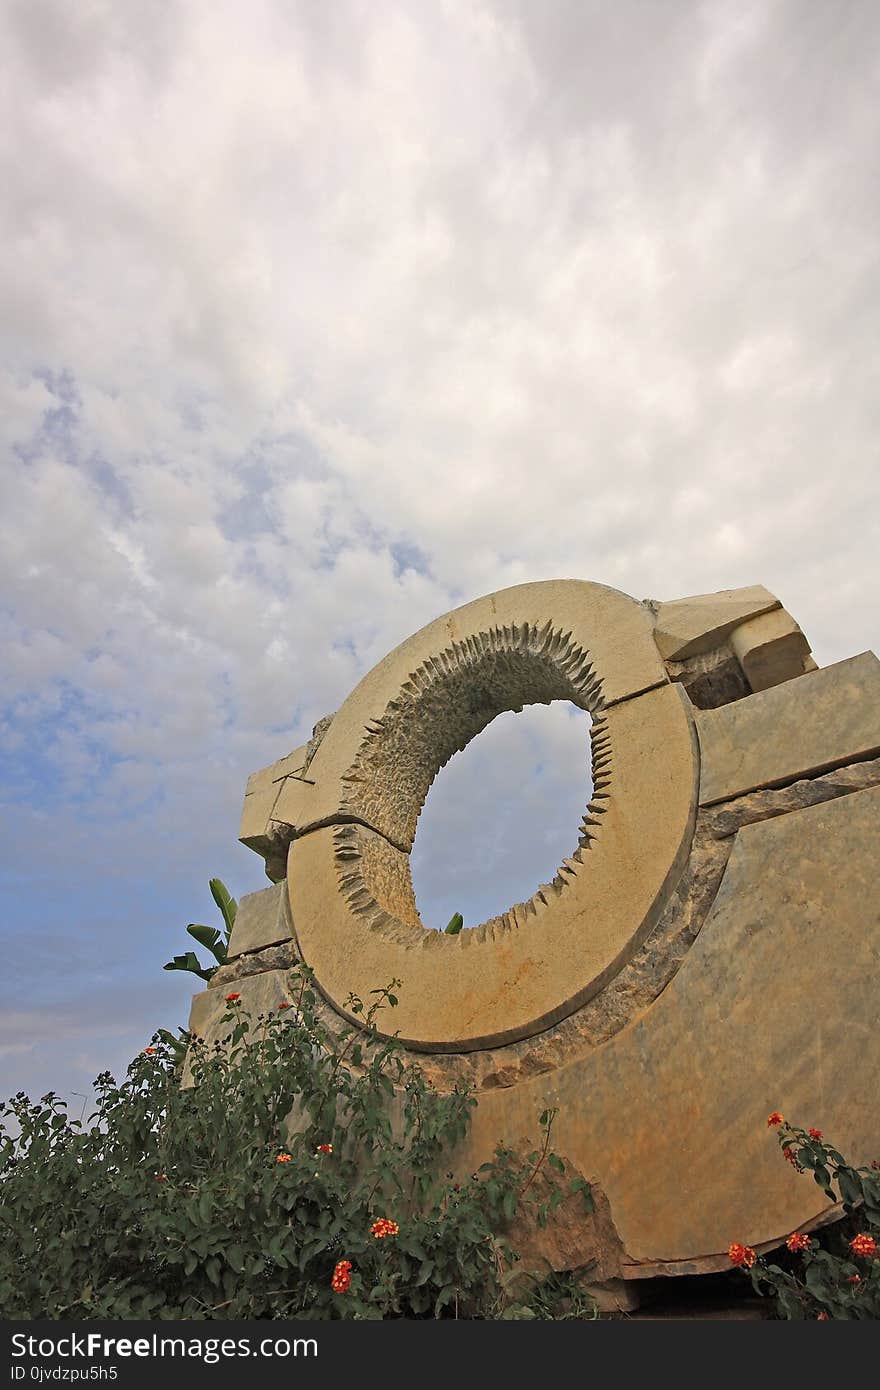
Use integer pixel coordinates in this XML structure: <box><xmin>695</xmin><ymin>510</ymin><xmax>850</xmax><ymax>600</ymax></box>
<box><xmin>142</xmin><ymin>1047</ymin><xmax>156</xmax><ymax>1055</ymax></box>
<box><xmin>849</xmin><ymin>1233</ymin><xmax>878</xmax><ymax>1259</ymax></box>
<box><xmin>225</xmin><ymin>992</ymin><xmax>241</xmax><ymax>1003</ymax></box>
<box><xmin>316</xmin><ymin>1143</ymin><xmax>333</xmax><ymax>1155</ymax></box>
<box><xmin>276</xmin><ymin>1152</ymin><xmax>292</xmax><ymax>1164</ymax></box>
<box><xmin>331</xmin><ymin>1259</ymin><xmax>352</xmax><ymax>1293</ymax></box>
<box><xmin>278</xmin><ymin>1001</ymin><xmax>292</xmax><ymax>1010</ymax></box>
<box><xmin>783</xmin><ymin>1146</ymin><xmax>804</xmax><ymax>1172</ymax></box>
<box><xmin>786</xmin><ymin>1233</ymin><xmax>812</xmax><ymax>1253</ymax></box>
<box><xmin>808</xmin><ymin>1128</ymin><xmax>823</xmax><ymax>1140</ymax></box>
<box><xmin>767</xmin><ymin>1112</ymin><xmax>784</xmax><ymax>1127</ymax></box>
<box><xmin>371</xmin><ymin>1217</ymin><xmax>400</xmax><ymax>1239</ymax></box>
<box><xmin>817</xmin><ymin>1312</ymin><xmax>828</xmax><ymax>1320</ymax></box>
<box><xmin>728</xmin><ymin>1243</ymin><xmax>757</xmax><ymax>1269</ymax></box>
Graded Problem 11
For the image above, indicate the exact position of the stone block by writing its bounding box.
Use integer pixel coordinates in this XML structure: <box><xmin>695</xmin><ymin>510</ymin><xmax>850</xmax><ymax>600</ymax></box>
<box><xmin>183</xmin><ymin>968</ymin><xmax>293</xmax><ymax>1085</ymax></box>
<box><xmin>729</xmin><ymin>609</ymin><xmax>812</xmax><ymax>692</ymax></box>
<box><xmin>652</xmin><ymin>585</ymin><xmax>780</xmax><ymax>660</ymax></box>
<box><xmin>696</xmin><ymin>652</ymin><xmax>880</xmax><ymax>806</ymax></box>
<box><xmin>239</xmin><ymin>784</ymin><xmax>280</xmax><ymax>849</ymax></box>
<box><xmin>240</xmin><ymin>745</ymin><xmax>309</xmax><ymax>850</ymax></box>
<box><xmin>460</xmin><ymin>785</ymin><xmax>880</xmax><ymax>1272</ymax></box>
<box><xmin>226</xmin><ymin>882</ymin><xmax>292</xmax><ymax>959</ymax></box>
<box><xmin>245</xmin><ymin>745</ymin><xmax>308</xmax><ymax>796</ymax></box>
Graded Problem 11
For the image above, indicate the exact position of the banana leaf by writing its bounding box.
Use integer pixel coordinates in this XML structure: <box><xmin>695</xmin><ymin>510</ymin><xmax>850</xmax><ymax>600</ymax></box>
<box><xmin>209</xmin><ymin>878</ymin><xmax>237</xmax><ymax>938</ymax></box>
<box><xmin>163</xmin><ymin>951</ymin><xmax>216</xmax><ymax>982</ymax></box>
<box><xmin>186</xmin><ymin>923</ymin><xmax>228</xmax><ymax>964</ymax></box>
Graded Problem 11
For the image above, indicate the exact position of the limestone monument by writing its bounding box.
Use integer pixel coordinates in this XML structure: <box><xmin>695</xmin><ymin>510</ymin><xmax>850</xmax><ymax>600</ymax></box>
<box><xmin>188</xmin><ymin>581</ymin><xmax>880</xmax><ymax>1296</ymax></box>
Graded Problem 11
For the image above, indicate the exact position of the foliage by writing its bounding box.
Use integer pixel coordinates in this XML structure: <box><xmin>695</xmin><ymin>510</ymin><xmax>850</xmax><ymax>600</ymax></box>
<box><xmin>163</xmin><ymin>878</ymin><xmax>237</xmax><ymax>982</ymax></box>
<box><xmin>729</xmin><ymin>1116</ymin><xmax>880</xmax><ymax>1319</ymax></box>
<box><xmin>0</xmin><ymin>966</ymin><xmax>593</xmax><ymax>1320</ymax></box>
<box><xmin>444</xmin><ymin>913</ymin><xmax>464</xmax><ymax>935</ymax></box>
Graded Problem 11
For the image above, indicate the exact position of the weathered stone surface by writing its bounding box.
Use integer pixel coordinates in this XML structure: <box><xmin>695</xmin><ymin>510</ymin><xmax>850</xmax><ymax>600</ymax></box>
<box><xmin>455</xmin><ymin>785</ymin><xmax>880</xmax><ymax>1274</ymax></box>
<box><xmin>704</xmin><ymin>754</ymin><xmax>880</xmax><ymax>841</ymax></box>
<box><xmin>664</xmin><ymin>644</ymin><xmax>751</xmax><ymax>710</ymax></box>
<box><xmin>245</xmin><ymin>745</ymin><xmax>308</xmax><ymax>796</ymax></box>
<box><xmin>696</xmin><ymin>652</ymin><xmax>880</xmax><ymax>805</ymax></box>
<box><xmin>212</xmin><ymin>940</ymin><xmax>297</xmax><ymax>988</ymax></box>
<box><xmin>289</xmin><ymin>682</ymin><xmax>697</xmax><ymax>1051</ymax></box>
<box><xmin>226</xmin><ymin>881</ymin><xmax>293</xmax><ymax>959</ymax></box>
<box><xmin>273</xmin><ymin>581</ymin><xmax>669</xmax><ymax>847</ymax></box>
<box><xmin>503</xmin><ymin>1155</ymin><xmax>627</xmax><ymax>1287</ymax></box>
<box><xmin>184</xmin><ymin>968</ymin><xmax>293</xmax><ymax>1086</ymax></box>
<box><xmin>729</xmin><ymin>608</ymin><xmax>812</xmax><ymax>692</ymax></box>
<box><xmin>652</xmin><ymin>585</ymin><xmax>780</xmax><ymax>660</ymax></box>
<box><xmin>399</xmin><ymin>754</ymin><xmax>880</xmax><ymax>1098</ymax></box>
<box><xmin>240</xmin><ymin>744</ymin><xmax>308</xmax><ymax>855</ymax></box>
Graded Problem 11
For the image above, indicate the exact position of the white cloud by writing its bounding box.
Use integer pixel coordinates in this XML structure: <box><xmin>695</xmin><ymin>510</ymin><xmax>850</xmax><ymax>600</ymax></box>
<box><xmin>1</xmin><ymin>0</ymin><xmax>878</xmax><ymax>1103</ymax></box>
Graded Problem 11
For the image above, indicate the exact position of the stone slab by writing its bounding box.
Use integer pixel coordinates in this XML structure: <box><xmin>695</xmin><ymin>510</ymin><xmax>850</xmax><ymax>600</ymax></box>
<box><xmin>652</xmin><ymin>586</ymin><xmax>780</xmax><ymax>660</ymax></box>
<box><xmin>696</xmin><ymin>652</ymin><xmax>880</xmax><ymax>806</ymax></box>
<box><xmin>226</xmin><ymin>882</ymin><xmax>293</xmax><ymax>959</ymax></box>
<box><xmin>245</xmin><ymin>745</ymin><xmax>308</xmax><ymax>796</ymax></box>
<box><xmin>459</xmin><ymin>784</ymin><xmax>880</xmax><ymax>1270</ymax></box>
<box><xmin>184</xmin><ymin>968</ymin><xmax>293</xmax><ymax>1086</ymax></box>
<box><xmin>239</xmin><ymin>784</ymin><xmax>281</xmax><ymax>848</ymax></box>
<box><xmin>240</xmin><ymin>745</ymin><xmax>309</xmax><ymax>853</ymax></box>
<box><xmin>729</xmin><ymin>609</ymin><xmax>811</xmax><ymax>693</ymax></box>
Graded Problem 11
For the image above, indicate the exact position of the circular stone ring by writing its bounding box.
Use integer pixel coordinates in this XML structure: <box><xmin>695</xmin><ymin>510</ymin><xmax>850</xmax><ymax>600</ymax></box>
<box><xmin>283</xmin><ymin>580</ymin><xmax>698</xmax><ymax>1051</ymax></box>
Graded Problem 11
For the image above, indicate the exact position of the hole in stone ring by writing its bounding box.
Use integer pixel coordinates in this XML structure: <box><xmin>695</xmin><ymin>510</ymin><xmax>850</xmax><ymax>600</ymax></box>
<box><xmin>410</xmin><ymin>701</ymin><xmax>594</xmax><ymax>930</ymax></box>
<box><xmin>335</xmin><ymin>623</ymin><xmax>611</xmax><ymax>943</ymax></box>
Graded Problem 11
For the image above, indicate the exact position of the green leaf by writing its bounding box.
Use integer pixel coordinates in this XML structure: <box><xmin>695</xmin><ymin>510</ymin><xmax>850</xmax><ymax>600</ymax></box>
<box><xmin>162</xmin><ymin>952</ymin><xmax>214</xmax><ymax>982</ymax></box>
<box><xmin>209</xmin><ymin>878</ymin><xmax>237</xmax><ymax>937</ymax></box>
<box><xmin>186</xmin><ymin>924</ymin><xmax>228</xmax><ymax>965</ymax></box>
<box><xmin>838</xmin><ymin>1169</ymin><xmax>862</xmax><ymax>1208</ymax></box>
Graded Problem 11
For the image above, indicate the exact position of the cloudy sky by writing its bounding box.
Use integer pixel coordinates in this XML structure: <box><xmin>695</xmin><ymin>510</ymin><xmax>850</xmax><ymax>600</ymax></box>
<box><xmin>2</xmin><ymin>0</ymin><xmax>878</xmax><ymax>1109</ymax></box>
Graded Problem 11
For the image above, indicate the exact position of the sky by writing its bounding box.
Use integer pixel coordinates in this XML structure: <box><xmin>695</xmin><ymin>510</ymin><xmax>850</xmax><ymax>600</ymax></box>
<box><xmin>2</xmin><ymin>0</ymin><xmax>878</xmax><ymax>1110</ymax></box>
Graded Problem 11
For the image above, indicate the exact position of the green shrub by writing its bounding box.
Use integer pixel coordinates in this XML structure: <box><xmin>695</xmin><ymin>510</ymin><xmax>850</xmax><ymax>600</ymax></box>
<box><xmin>0</xmin><ymin>966</ymin><xmax>592</xmax><ymax>1320</ymax></box>
<box><xmin>728</xmin><ymin>1114</ymin><xmax>880</xmax><ymax>1319</ymax></box>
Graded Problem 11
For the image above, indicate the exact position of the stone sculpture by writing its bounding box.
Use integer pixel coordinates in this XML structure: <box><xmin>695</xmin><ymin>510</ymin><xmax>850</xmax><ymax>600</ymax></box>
<box><xmin>188</xmin><ymin>581</ymin><xmax>880</xmax><ymax>1301</ymax></box>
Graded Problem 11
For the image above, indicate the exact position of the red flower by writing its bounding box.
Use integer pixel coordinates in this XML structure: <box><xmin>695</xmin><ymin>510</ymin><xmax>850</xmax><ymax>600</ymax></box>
<box><xmin>316</xmin><ymin>1143</ymin><xmax>333</xmax><ymax>1155</ymax></box>
<box><xmin>142</xmin><ymin>1047</ymin><xmax>156</xmax><ymax>1055</ymax></box>
<box><xmin>331</xmin><ymin>1259</ymin><xmax>352</xmax><ymax>1293</ymax></box>
<box><xmin>783</xmin><ymin>1146</ymin><xmax>804</xmax><ymax>1172</ymax></box>
<box><xmin>786</xmin><ymin>1232</ymin><xmax>812</xmax><ymax>1253</ymax></box>
<box><xmin>155</xmin><ymin>1173</ymin><xmax>167</xmax><ymax>1182</ymax></box>
<box><xmin>808</xmin><ymin>1128</ymin><xmax>823</xmax><ymax>1140</ymax></box>
<box><xmin>817</xmin><ymin>1312</ymin><xmax>828</xmax><ymax>1320</ymax></box>
<box><xmin>728</xmin><ymin>1243</ymin><xmax>757</xmax><ymax>1269</ymax></box>
<box><xmin>849</xmin><ymin>1233</ymin><xmax>878</xmax><ymax>1259</ymax></box>
<box><xmin>278</xmin><ymin>1001</ymin><xmax>292</xmax><ymax>1010</ymax></box>
<box><xmin>371</xmin><ymin>1217</ymin><xmax>400</xmax><ymax>1239</ymax></box>
<box><xmin>276</xmin><ymin>1153</ymin><xmax>292</xmax><ymax>1164</ymax></box>
<box><xmin>767</xmin><ymin>1112</ymin><xmax>785</xmax><ymax>1127</ymax></box>
<box><xmin>848</xmin><ymin>1275</ymin><xmax>861</xmax><ymax>1284</ymax></box>
<box><xmin>225</xmin><ymin>992</ymin><xmax>241</xmax><ymax>1003</ymax></box>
